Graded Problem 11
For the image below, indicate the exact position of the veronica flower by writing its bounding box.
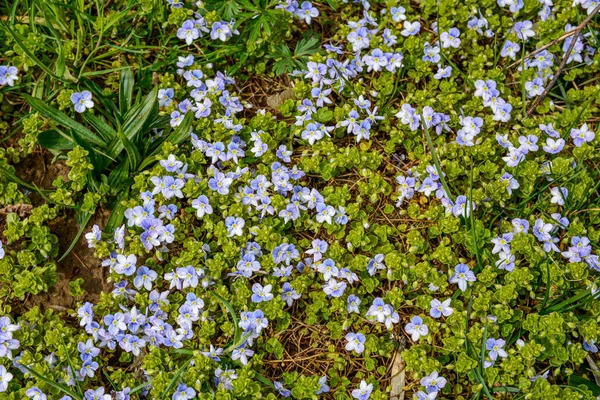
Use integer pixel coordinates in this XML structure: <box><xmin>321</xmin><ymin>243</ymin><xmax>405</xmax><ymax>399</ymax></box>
<box><xmin>542</xmin><ymin>137</ymin><xmax>565</xmax><ymax>154</ymax></box>
<box><xmin>71</xmin><ymin>90</ymin><xmax>94</xmax><ymax>113</ymax></box>
<box><xmin>0</xmin><ymin>365</ymin><xmax>12</xmax><ymax>392</ymax></box>
<box><xmin>0</xmin><ymin>65</ymin><xmax>19</xmax><ymax>86</ymax></box>
<box><xmin>502</xmin><ymin>147</ymin><xmax>525</xmax><ymax>167</ymax></box>
<box><xmin>170</xmin><ymin>111</ymin><xmax>184</xmax><ymax>127</ymax></box>
<box><xmin>452</xmin><ymin>195</ymin><xmax>475</xmax><ymax>218</ymax></box>
<box><xmin>390</xmin><ymin>6</ymin><xmax>406</xmax><ymax>22</ymax></box>
<box><xmin>474</xmin><ymin>80</ymin><xmax>499</xmax><ymax>102</ymax></box>
<box><xmin>281</xmin><ymin>282</ymin><xmax>300</xmax><ymax>306</ymax></box>
<box><xmin>225</xmin><ymin>216</ymin><xmax>245</xmax><ymax>237</ymax></box>
<box><xmin>570</xmin><ymin>123</ymin><xmax>595</xmax><ymax>147</ymax></box>
<box><xmin>421</xmin><ymin>371</ymin><xmax>447</xmax><ymax>392</ymax></box>
<box><xmin>363</xmin><ymin>49</ymin><xmax>388</xmax><ymax>72</ymax></box>
<box><xmin>525</xmin><ymin>78</ymin><xmax>544</xmax><ymax>97</ymax></box>
<box><xmin>486</xmin><ymin>338</ymin><xmax>508</xmax><ymax>361</ymax></box>
<box><xmin>366</xmin><ymin>254</ymin><xmax>386</xmax><ymax>276</ymax></box>
<box><xmin>405</xmin><ymin>316</ymin><xmax>429</xmax><ymax>341</ymax></box>
<box><xmin>296</xmin><ymin>1</ymin><xmax>319</xmax><ymax>24</ymax></box>
<box><xmin>78</xmin><ymin>339</ymin><xmax>100</xmax><ymax>362</ymax></box>
<box><xmin>449</xmin><ymin>263</ymin><xmax>476</xmax><ymax>291</ymax></box>
<box><xmin>491</xmin><ymin>233</ymin><xmax>513</xmax><ymax>254</ymax></box>
<box><xmin>584</xmin><ymin>340</ymin><xmax>599</xmax><ymax>353</ymax></box>
<box><xmin>315</xmin><ymin>203</ymin><xmax>336</xmax><ymax>224</ymax></box>
<box><xmin>434</xmin><ymin>65</ymin><xmax>452</xmax><ymax>79</ymax></box>
<box><xmin>274</xmin><ymin>381</ymin><xmax>291</xmax><ymax>397</ymax></box>
<box><xmin>550</xmin><ymin>187</ymin><xmax>568</xmax><ymax>205</ymax></box>
<box><xmin>422</xmin><ymin>43</ymin><xmax>441</xmax><ymax>63</ymax></box>
<box><xmin>351</xmin><ymin>381</ymin><xmax>373</xmax><ymax>400</ymax></box>
<box><xmin>251</xmin><ymin>283</ymin><xmax>273</xmax><ymax>303</ymax></box>
<box><xmin>345</xmin><ymin>332</ymin><xmax>366</xmax><ymax>354</ymax></box>
<box><xmin>323</xmin><ymin>278</ymin><xmax>347</xmax><ymax>297</ymax></box>
<box><xmin>208</xmin><ymin>172</ymin><xmax>233</xmax><ymax>195</ymax></box>
<box><xmin>26</xmin><ymin>388</ymin><xmax>47</xmax><ymax>400</ymax></box>
<box><xmin>210</xmin><ymin>21</ymin><xmax>232</xmax><ymax>41</ymax></box>
<box><xmin>0</xmin><ymin>240</ymin><xmax>4</xmax><ymax>259</ymax></box>
<box><xmin>514</xmin><ymin>20</ymin><xmax>535</xmax><ymax>40</ymax></box>
<box><xmin>440</xmin><ymin>27</ymin><xmax>461</xmax><ymax>48</ymax></box>
<box><xmin>401</xmin><ymin>21</ymin><xmax>421</xmax><ymax>36</ymax></box>
<box><xmin>114</xmin><ymin>254</ymin><xmax>137</xmax><ymax>276</ymax></box>
<box><xmin>177</xmin><ymin>20</ymin><xmax>200</xmax><ymax>45</ymax></box>
<box><xmin>430</xmin><ymin>298</ymin><xmax>453</xmax><ymax>318</ymax></box>
<box><xmin>191</xmin><ymin>195</ymin><xmax>213</xmax><ymax>218</ymax></box>
<box><xmin>172</xmin><ymin>384</ymin><xmax>196</xmax><ymax>400</ymax></box>
<box><xmin>501</xmin><ymin>40</ymin><xmax>520</xmax><ymax>59</ymax></box>
<box><xmin>347</xmin><ymin>294</ymin><xmax>361</xmax><ymax>313</ymax></box>
<box><xmin>85</xmin><ymin>224</ymin><xmax>102</xmax><ymax>248</ymax></box>
<box><xmin>496</xmin><ymin>251</ymin><xmax>516</xmax><ymax>271</ymax></box>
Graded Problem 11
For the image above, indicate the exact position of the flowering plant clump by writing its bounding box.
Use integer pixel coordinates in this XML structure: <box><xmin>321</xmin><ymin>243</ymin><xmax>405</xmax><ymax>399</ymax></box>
<box><xmin>1</xmin><ymin>0</ymin><xmax>600</xmax><ymax>399</ymax></box>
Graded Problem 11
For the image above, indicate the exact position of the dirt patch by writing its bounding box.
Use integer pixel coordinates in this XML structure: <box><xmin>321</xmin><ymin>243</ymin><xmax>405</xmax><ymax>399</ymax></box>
<box><xmin>7</xmin><ymin>148</ymin><xmax>113</xmax><ymax>313</ymax></box>
<box><xmin>23</xmin><ymin>206</ymin><xmax>113</xmax><ymax>312</ymax></box>
<box><xmin>239</xmin><ymin>74</ymin><xmax>294</xmax><ymax>118</ymax></box>
<box><xmin>14</xmin><ymin>148</ymin><xmax>70</xmax><ymax>198</ymax></box>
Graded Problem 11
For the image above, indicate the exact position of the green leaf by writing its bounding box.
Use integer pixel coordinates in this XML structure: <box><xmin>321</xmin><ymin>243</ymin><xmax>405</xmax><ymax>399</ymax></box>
<box><xmin>23</xmin><ymin>94</ymin><xmax>106</xmax><ymax>148</ymax></box>
<box><xmin>38</xmin><ymin>129</ymin><xmax>74</xmax><ymax>151</ymax></box>
<box><xmin>118</xmin><ymin>130</ymin><xmax>141</xmax><ymax>171</ymax></box>
<box><xmin>1</xmin><ymin>22</ymin><xmax>77</xmax><ymax>83</ymax></box>
<box><xmin>568</xmin><ymin>374</ymin><xmax>600</xmax><ymax>395</ymax></box>
<box><xmin>162</xmin><ymin>358</ymin><xmax>192</xmax><ymax>399</ymax></box>
<box><xmin>20</xmin><ymin>365</ymin><xmax>81</xmax><ymax>400</ymax></box>
<box><xmin>119</xmin><ymin>67</ymin><xmax>135</xmax><ymax>116</ymax></box>
<box><xmin>106</xmin><ymin>86</ymin><xmax>158</xmax><ymax>160</ymax></box>
<box><xmin>82</xmin><ymin>113</ymin><xmax>117</xmax><ymax>143</ymax></box>
<box><xmin>138</xmin><ymin>112</ymin><xmax>193</xmax><ymax>172</ymax></box>
<box><xmin>107</xmin><ymin>158</ymin><xmax>131</xmax><ymax>191</ymax></box>
<box><xmin>122</xmin><ymin>85</ymin><xmax>158</xmax><ymax>139</ymax></box>
<box><xmin>105</xmin><ymin>188</ymin><xmax>129</xmax><ymax>232</ymax></box>
<box><xmin>60</xmin><ymin>336</ymin><xmax>84</xmax><ymax>398</ymax></box>
<box><xmin>210</xmin><ymin>292</ymin><xmax>241</xmax><ymax>345</ymax></box>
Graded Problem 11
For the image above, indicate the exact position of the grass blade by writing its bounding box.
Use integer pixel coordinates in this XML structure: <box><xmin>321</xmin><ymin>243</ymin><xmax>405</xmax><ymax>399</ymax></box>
<box><xmin>23</xmin><ymin>94</ymin><xmax>106</xmax><ymax>148</ymax></box>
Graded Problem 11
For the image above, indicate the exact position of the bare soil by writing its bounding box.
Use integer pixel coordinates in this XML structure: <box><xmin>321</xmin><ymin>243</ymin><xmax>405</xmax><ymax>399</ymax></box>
<box><xmin>10</xmin><ymin>148</ymin><xmax>112</xmax><ymax>313</ymax></box>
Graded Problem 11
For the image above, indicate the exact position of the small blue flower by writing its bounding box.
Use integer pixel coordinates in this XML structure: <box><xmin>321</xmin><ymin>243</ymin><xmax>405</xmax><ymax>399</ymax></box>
<box><xmin>71</xmin><ymin>90</ymin><xmax>94</xmax><ymax>113</ymax></box>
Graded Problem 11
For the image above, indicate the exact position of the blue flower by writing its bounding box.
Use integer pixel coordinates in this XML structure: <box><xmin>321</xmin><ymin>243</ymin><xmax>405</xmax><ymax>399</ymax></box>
<box><xmin>71</xmin><ymin>90</ymin><xmax>94</xmax><ymax>113</ymax></box>
<box><xmin>172</xmin><ymin>384</ymin><xmax>196</xmax><ymax>400</ymax></box>
<box><xmin>77</xmin><ymin>338</ymin><xmax>100</xmax><ymax>362</ymax></box>
<box><xmin>486</xmin><ymin>338</ymin><xmax>508</xmax><ymax>361</ymax></box>
<box><xmin>274</xmin><ymin>381</ymin><xmax>292</xmax><ymax>397</ymax></box>
<box><xmin>405</xmin><ymin>316</ymin><xmax>428</xmax><ymax>341</ymax></box>
<box><xmin>0</xmin><ymin>364</ymin><xmax>13</xmax><ymax>392</ymax></box>
<box><xmin>281</xmin><ymin>282</ymin><xmax>300</xmax><ymax>306</ymax></box>
<box><xmin>0</xmin><ymin>65</ymin><xmax>19</xmax><ymax>86</ymax></box>
<box><xmin>351</xmin><ymin>380</ymin><xmax>373</xmax><ymax>400</ymax></box>
<box><xmin>347</xmin><ymin>294</ymin><xmax>361</xmax><ymax>313</ymax></box>
<box><xmin>430</xmin><ymin>299</ymin><xmax>453</xmax><ymax>318</ymax></box>
<box><xmin>345</xmin><ymin>332</ymin><xmax>366</xmax><ymax>354</ymax></box>
<box><xmin>296</xmin><ymin>1</ymin><xmax>319</xmax><ymax>24</ymax></box>
<box><xmin>225</xmin><ymin>216</ymin><xmax>245</xmax><ymax>237</ymax></box>
<box><xmin>177</xmin><ymin>20</ymin><xmax>200</xmax><ymax>45</ymax></box>
<box><xmin>251</xmin><ymin>283</ymin><xmax>273</xmax><ymax>303</ymax></box>
<box><xmin>449</xmin><ymin>263</ymin><xmax>477</xmax><ymax>291</ymax></box>
<box><xmin>26</xmin><ymin>387</ymin><xmax>47</xmax><ymax>400</ymax></box>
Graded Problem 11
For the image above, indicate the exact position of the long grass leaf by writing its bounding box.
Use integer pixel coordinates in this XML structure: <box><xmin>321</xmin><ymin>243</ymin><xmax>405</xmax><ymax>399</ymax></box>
<box><xmin>23</xmin><ymin>94</ymin><xmax>106</xmax><ymax>148</ymax></box>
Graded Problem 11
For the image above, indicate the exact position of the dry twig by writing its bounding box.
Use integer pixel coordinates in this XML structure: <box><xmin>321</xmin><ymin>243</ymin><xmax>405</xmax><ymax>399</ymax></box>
<box><xmin>526</xmin><ymin>4</ymin><xmax>600</xmax><ymax>117</ymax></box>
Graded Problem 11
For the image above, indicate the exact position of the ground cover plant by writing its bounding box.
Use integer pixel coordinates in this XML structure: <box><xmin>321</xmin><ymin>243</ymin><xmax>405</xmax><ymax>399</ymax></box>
<box><xmin>1</xmin><ymin>0</ymin><xmax>600</xmax><ymax>399</ymax></box>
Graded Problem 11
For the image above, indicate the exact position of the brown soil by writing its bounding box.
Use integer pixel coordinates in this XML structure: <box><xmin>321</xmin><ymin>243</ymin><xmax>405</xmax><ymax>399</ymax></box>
<box><xmin>11</xmin><ymin>148</ymin><xmax>112</xmax><ymax>313</ymax></box>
